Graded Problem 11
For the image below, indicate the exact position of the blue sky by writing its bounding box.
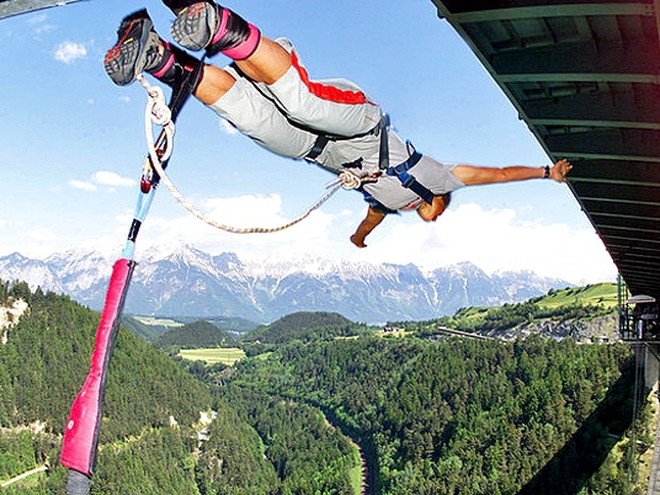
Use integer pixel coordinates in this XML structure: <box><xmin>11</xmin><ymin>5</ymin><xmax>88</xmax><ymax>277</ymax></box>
<box><xmin>0</xmin><ymin>0</ymin><xmax>617</xmax><ymax>284</ymax></box>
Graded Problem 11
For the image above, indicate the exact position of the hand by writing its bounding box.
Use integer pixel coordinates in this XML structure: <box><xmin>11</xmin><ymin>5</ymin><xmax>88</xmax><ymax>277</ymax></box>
<box><xmin>350</xmin><ymin>207</ymin><xmax>385</xmax><ymax>248</ymax></box>
<box><xmin>550</xmin><ymin>159</ymin><xmax>573</xmax><ymax>182</ymax></box>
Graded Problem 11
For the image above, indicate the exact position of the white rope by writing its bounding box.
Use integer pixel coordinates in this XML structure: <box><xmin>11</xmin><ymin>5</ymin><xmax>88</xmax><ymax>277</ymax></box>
<box><xmin>138</xmin><ymin>75</ymin><xmax>174</xmax><ymax>168</ymax></box>
<box><xmin>139</xmin><ymin>77</ymin><xmax>358</xmax><ymax>234</ymax></box>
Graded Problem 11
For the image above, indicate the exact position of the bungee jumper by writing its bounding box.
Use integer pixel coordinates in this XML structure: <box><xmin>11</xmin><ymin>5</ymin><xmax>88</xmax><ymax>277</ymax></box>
<box><xmin>103</xmin><ymin>1</ymin><xmax>573</xmax><ymax>248</ymax></box>
<box><xmin>60</xmin><ymin>4</ymin><xmax>572</xmax><ymax>493</ymax></box>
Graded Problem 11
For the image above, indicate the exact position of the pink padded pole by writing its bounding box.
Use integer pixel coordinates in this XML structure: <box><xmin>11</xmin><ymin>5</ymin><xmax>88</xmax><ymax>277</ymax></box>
<box><xmin>60</xmin><ymin>258</ymin><xmax>135</xmax><ymax>476</ymax></box>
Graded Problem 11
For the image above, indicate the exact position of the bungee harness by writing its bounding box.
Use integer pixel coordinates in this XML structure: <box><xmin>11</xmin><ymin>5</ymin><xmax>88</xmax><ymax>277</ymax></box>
<box><xmin>375</xmin><ymin>117</ymin><xmax>436</xmax><ymax>207</ymax></box>
<box><xmin>385</xmin><ymin>142</ymin><xmax>434</xmax><ymax>205</ymax></box>
<box><xmin>306</xmin><ymin>113</ymin><xmax>437</xmax><ymax>213</ymax></box>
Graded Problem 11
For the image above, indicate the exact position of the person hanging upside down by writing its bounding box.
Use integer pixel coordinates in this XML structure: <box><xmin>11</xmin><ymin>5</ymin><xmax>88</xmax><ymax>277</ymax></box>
<box><xmin>104</xmin><ymin>2</ymin><xmax>573</xmax><ymax>248</ymax></box>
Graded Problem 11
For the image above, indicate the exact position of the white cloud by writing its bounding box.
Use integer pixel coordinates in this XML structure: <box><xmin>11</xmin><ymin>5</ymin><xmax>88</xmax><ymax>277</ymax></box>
<box><xmin>352</xmin><ymin>203</ymin><xmax>617</xmax><ymax>284</ymax></box>
<box><xmin>119</xmin><ymin>96</ymin><xmax>131</xmax><ymax>103</ymax></box>
<box><xmin>27</xmin><ymin>13</ymin><xmax>47</xmax><ymax>25</ymax></box>
<box><xmin>134</xmin><ymin>193</ymin><xmax>337</xmax><ymax>261</ymax></box>
<box><xmin>34</xmin><ymin>23</ymin><xmax>56</xmax><ymax>36</ymax></box>
<box><xmin>220</xmin><ymin>119</ymin><xmax>239</xmax><ymax>135</ymax></box>
<box><xmin>127</xmin><ymin>190</ymin><xmax>614</xmax><ymax>284</ymax></box>
<box><xmin>25</xmin><ymin>228</ymin><xmax>59</xmax><ymax>242</ymax></box>
<box><xmin>27</xmin><ymin>13</ymin><xmax>55</xmax><ymax>35</ymax></box>
<box><xmin>56</xmin><ymin>190</ymin><xmax>616</xmax><ymax>286</ymax></box>
<box><xmin>53</xmin><ymin>41</ymin><xmax>87</xmax><ymax>64</ymax></box>
<box><xmin>69</xmin><ymin>179</ymin><xmax>97</xmax><ymax>191</ymax></box>
<box><xmin>69</xmin><ymin>171</ymin><xmax>135</xmax><ymax>191</ymax></box>
<box><xmin>0</xmin><ymin>228</ymin><xmax>62</xmax><ymax>258</ymax></box>
<box><xmin>93</xmin><ymin>171</ymin><xmax>135</xmax><ymax>187</ymax></box>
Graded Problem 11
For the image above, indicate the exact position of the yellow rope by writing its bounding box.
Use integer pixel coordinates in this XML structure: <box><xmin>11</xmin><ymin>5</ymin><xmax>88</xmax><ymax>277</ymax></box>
<box><xmin>138</xmin><ymin>76</ymin><xmax>358</xmax><ymax>234</ymax></box>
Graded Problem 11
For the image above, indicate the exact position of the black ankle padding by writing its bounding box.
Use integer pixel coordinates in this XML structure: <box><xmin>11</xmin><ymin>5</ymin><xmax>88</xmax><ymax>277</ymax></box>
<box><xmin>163</xmin><ymin>0</ymin><xmax>198</xmax><ymax>14</ymax></box>
<box><xmin>206</xmin><ymin>9</ymin><xmax>250</xmax><ymax>56</ymax></box>
<box><xmin>152</xmin><ymin>43</ymin><xmax>203</xmax><ymax>91</ymax></box>
<box><xmin>121</xmin><ymin>8</ymin><xmax>150</xmax><ymax>26</ymax></box>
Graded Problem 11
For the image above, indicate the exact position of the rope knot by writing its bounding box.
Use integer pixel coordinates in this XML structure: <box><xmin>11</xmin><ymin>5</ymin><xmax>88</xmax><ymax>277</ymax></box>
<box><xmin>139</xmin><ymin>75</ymin><xmax>173</xmax><ymax>127</ymax></box>
<box><xmin>138</xmin><ymin>74</ymin><xmax>175</xmax><ymax>165</ymax></box>
<box><xmin>337</xmin><ymin>171</ymin><xmax>362</xmax><ymax>190</ymax></box>
<box><xmin>149</xmin><ymin>96</ymin><xmax>172</xmax><ymax>127</ymax></box>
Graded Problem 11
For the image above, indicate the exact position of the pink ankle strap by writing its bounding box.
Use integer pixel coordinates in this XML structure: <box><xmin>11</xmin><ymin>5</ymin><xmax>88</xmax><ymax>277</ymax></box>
<box><xmin>152</xmin><ymin>52</ymin><xmax>175</xmax><ymax>79</ymax></box>
<box><xmin>221</xmin><ymin>23</ymin><xmax>260</xmax><ymax>60</ymax></box>
<box><xmin>211</xmin><ymin>8</ymin><xmax>260</xmax><ymax>60</ymax></box>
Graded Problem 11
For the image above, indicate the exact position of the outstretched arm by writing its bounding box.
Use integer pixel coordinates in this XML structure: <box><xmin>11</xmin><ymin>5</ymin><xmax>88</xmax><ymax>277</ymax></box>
<box><xmin>452</xmin><ymin>159</ymin><xmax>572</xmax><ymax>186</ymax></box>
<box><xmin>350</xmin><ymin>207</ymin><xmax>386</xmax><ymax>248</ymax></box>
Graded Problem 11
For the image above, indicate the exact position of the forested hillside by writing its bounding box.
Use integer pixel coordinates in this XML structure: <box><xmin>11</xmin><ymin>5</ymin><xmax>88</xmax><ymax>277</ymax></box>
<box><xmin>177</xmin><ymin>315</ymin><xmax>260</xmax><ymax>336</ymax></box>
<box><xmin>0</xmin><ymin>281</ymin><xmax>367</xmax><ymax>494</ymax></box>
<box><xmin>220</xmin><ymin>336</ymin><xmax>644</xmax><ymax>494</ymax></box>
<box><xmin>153</xmin><ymin>320</ymin><xmax>235</xmax><ymax>350</ymax></box>
<box><xmin>0</xmin><ymin>281</ymin><xmax>212</xmax><ymax>491</ymax></box>
<box><xmin>243</xmin><ymin>311</ymin><xmax>370</xmax><ymax>344</ymax></box>
<box><xmin>1</xmin><ymin>280</ymin><xmax>650</xmax><ymax>494</ymax></box>
<box><xmin>0</xmin><ymin>282</ymin><xmax>277</xmax><ymax>493</ymax></box>
<box><xmin>396</xmin><ymin>283</ymin><xmax>618</xmax><ymax>341</ymax></box>
<box><xmin>120</xmin><ymin>315</ymin><xmax>163</xmax><ymax>341</ymax></box>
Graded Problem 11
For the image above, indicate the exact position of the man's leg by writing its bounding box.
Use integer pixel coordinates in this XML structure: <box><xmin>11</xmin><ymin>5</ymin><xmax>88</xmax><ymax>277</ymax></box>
<box><xmin>205</xmin><ymin>65</ymin><xmax>317</xmax><ymax>159</ymax></box>
<box><xmin>166</xmin><ymin>2</ymin><xmax>383</xmax><ymax>137</ymax></box>
<box><xmin>104</xmin><ymin>9</ymin><xmax>239</xmax><ymax>105</ymax></box>
<box><xmin>105</xmin><ymin>10</ymin><xmax>316</xmax><ymax>160</ymax></box>
<box><xmin>262</xmin><ymin>38</ymin><xmax>383</xmax><ymax>137</ymax></box>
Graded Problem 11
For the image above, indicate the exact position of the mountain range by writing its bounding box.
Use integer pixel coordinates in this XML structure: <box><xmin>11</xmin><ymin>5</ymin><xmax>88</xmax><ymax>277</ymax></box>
<box><xmin>0</xmin><ymin>245</ymin><xmax>571</xmax><ymax>324</ymax></box>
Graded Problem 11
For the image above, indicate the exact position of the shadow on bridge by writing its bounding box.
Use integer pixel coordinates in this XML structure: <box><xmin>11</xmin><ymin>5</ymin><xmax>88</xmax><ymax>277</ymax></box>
<box><xmin>518</xmin><ymin>362</ymin><xmax>644</xmax><ymax>495</ymax></box>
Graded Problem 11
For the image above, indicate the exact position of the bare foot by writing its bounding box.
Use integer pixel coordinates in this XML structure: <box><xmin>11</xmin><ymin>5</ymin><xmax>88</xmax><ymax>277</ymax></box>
<box><xmin>350</xmin><ymin>235</ymin><xmax>366</xmax><ymax>248</ymax></box>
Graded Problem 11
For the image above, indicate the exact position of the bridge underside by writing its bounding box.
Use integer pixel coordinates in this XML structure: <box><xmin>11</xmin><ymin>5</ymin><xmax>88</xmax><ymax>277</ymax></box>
<box><xmin>0</xmin><ymin>0</ymin><xmax>82</xmax><ymax>20</ymax></box>
<box><xmin>433</xmin><ymin>0</ymin><xmax>660</xmax><ymax>299</ymax></box>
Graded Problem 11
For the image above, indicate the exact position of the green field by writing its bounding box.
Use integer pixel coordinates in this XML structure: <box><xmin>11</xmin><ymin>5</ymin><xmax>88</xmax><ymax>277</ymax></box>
<box><xmin>178</xmin><ymin>347</ymin><xmax>246</xmax><ymax>366</ymax></box>
<box><xmin>133</xmin><ymin>316</ymin><xmax>184</xmax><ymax>328</ymax></box>
<box><xmin>536</xmin><ymin>282</ymin><xmax>618</xmax><ymax>310</ymax></box>
<box><xmin>445</xmin><ymin>283</ymin><xmax>619</xmax><ymax>331</ymax></box>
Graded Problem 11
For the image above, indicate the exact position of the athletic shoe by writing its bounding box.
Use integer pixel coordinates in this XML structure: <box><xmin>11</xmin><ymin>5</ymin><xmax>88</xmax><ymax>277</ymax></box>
<box><xmin>104</xmin><ymin>9</ymin><xmax>163</xmax><ymax>86</ymax></box>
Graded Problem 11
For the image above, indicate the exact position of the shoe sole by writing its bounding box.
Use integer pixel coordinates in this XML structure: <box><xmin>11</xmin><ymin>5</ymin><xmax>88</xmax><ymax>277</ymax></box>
<box><xmin>171</xmin><ymin>2</ymin><xmax>218</xmax><ymax>52</ymax></box>
<box><xmin>105</xmin><ymin>13</ymin><xmax>155</xmax><ymax>86</ymax></box>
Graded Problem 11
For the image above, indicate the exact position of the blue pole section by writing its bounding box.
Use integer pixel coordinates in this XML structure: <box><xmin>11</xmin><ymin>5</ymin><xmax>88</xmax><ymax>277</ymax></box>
<box><xmin>121</xmin><ymin>186</ymin><xmax>157</xmax><ymax>260</ymax></box>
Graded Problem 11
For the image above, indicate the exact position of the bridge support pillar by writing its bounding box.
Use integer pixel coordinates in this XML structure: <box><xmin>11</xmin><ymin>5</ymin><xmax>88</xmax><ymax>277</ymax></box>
<box><xmin>637</xmin><ymin>344</ymin><xmax>660</xmax><ymax>391</ymax></box>
<box><xmin>641</xmin><ymin>344</ymin><xmax>660</xmax><ymax>495</ymax></box>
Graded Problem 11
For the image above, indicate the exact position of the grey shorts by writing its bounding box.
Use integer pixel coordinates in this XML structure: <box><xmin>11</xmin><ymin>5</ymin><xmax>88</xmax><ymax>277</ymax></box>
<box><xmin>208</xmin><ymin>38</ymin><xmax>382</xmax><ymax>169</ymax></box>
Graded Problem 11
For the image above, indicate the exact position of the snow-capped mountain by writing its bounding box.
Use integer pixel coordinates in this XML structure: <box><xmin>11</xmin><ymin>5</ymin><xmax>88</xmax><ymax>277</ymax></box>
<box><xmin>0</xmin><ymin>253</ymin><xmax>65</xmax><ymax>294</ymax></box>
<box><xmin>0</xmin><ymin>246</ymin><xmax>571</xmax><ymax>323</ymax></box>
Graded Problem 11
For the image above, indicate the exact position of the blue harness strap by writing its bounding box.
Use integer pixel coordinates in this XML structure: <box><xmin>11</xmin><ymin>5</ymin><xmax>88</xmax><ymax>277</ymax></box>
<box><xmin>386</xmin><ymin>144</ymin><xmax>435</xmax><ymax>205</ymax></box>
<box><xmin>360</xmin><ymin>189</ymin><xmax>397</xmax><ymax>215</ymax></box>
